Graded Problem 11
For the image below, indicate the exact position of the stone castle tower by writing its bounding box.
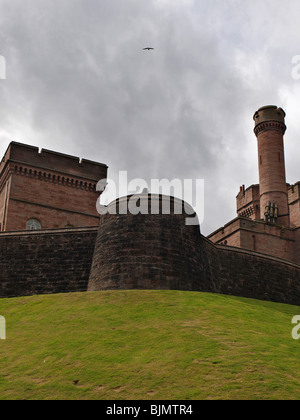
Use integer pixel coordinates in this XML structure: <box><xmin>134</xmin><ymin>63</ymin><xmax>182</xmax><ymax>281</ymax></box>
<box><xmin>208</xmin><ymin>105</ymin><xmax>300</xmax><ymax>265</ymax></box>
<box><xmin>0</xmin><ymin>142</ymin><xmax>107</xmax><ymax>232</ymax></box>
<box><xmin>254</xmin><ymin>106</ymin><xmax>289</xmax><ymax>225</ymax></box>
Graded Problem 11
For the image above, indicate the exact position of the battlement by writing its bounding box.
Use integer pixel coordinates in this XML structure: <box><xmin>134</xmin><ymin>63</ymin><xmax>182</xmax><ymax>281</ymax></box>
<box><xmin>236</xmin><ymin>184</ymin><xmax>260</xmax><ymax>220</ymax></box>
<box><xmin>288</xmin><ymin>182</ymin><xmax>300</xmax><ymax>204</ymax></box>
<box><xmin>0</xmin><ymin>141</ymin><xmax>108</xmax><ymax>232</ymax></box>
<box><xmin>209</xmin><ymin>215</ymin><xmax>299</xmax><ymax>264</ymax></box>
<box><xmin>253</xmin><ymin>105</ymin><xmax>286</xmax><ymax>136</ymax></box>
<box><xmin>253</xmin><ymin>105</ymin><xmax>286</xmax><ymax>125</ymax></box>
<box><xmin>288</xmin><ymin>182</ymin><xmax>300</xmax><ymax>228</ymax></box>
<box><xmin>0</xmin><ymin>142</ymin><xmax>107</xmax><ymax>181</ymax></box>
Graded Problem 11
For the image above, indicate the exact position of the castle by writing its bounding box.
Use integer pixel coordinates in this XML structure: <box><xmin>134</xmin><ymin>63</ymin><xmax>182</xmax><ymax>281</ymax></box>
<box><xmin>0</xmin><ymin>105</ymin><xmax>299</xmax><ymax>305</ymax></box>
<box><xmin>208</xmin><ymin>105</ymin><xmax>300</xmax><ymax>265</ymax></box>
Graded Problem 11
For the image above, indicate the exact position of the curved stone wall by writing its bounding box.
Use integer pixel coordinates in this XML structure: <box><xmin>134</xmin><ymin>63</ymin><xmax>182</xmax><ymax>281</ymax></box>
<box><xmin>88</xmin><ymin>194</ymin><xmax>205</xmax><ymax>291</ymax></box>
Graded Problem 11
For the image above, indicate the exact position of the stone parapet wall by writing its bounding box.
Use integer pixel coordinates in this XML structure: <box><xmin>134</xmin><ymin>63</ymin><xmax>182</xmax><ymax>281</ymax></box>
<box><xmin>0</xmin><ymin>227</ymin><xmax>98</xmax><ymax>298</ymax></box>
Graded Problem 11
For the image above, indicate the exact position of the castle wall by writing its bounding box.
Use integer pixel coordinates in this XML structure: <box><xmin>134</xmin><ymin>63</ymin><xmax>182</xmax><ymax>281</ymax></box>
<box><xmin>88</xmin><ymin>195</ymin><xmax>300</xmax><ymax>306</ymax></box>
<box><xmin>5</xmin><ymin>171</ymin><xmax>100</xmax><ymax>230</ymax></box>
<box><xmin>207</xmin><ymin>240</ymin><xmax>300</xmax><ymax>305</ymax></box>
<box><xmin>10</xmin><ymin>169</ymin><xmax>101</xmax><ymax>216</ymax></box>
<box><xmin>207</xmin><ymin>218</ymin><xmax>242</xmax><ymax>246</ymax></box>
<box><xmin>288</xmin><ymin>182</ymin><xmax>300</xmax><ymax>228</ymax></box>
<box><xmin>295</xmin><ymin>228</ymin><xmax>300</xmax><ymax>264</ymax></box>
<box><xmin>0</xmin><ymin>142</ymin><xmax>107</xmax><ymax>231</ymax></box>
<box><xmin>1</xmin><ymin>142</ymin><xmax>107</xmax><ymax>180</ymax></box>
<box><xmin>0</xmin><ymin>211</ymin><xmax>298</xmax><ymax>304</ymax></box>
<box><xmin>5</xmin><ymin>199</ymin><xmax>99</xmax><ymax>231</ymax></box>
<box><xmin>239</xmin><ymin>222</ymin><xmax>296</xmax><ymax>262</ymax></box>
<box><xmin>236</xmin><ymin>184</ymin><xmax>260</xmax><ymax>220</ymax></box>
<box><xmin>0</xmin><ymin>227</ymin><xmax>97</xmax><ymax>298</ymax></box>
<box><xmin>208</xmin><ymin>217</ymin><xmax>297</xmax><ymax>263</ymax></box>
<box><xmin>0</xmin><ymin>184</ymin><xmax>7</xmax><ymax>230</ymax></box>
<box><xmin>88</xmin><ymin>195</ymin><xmax>204</xmax><ymax>292</ymax></box>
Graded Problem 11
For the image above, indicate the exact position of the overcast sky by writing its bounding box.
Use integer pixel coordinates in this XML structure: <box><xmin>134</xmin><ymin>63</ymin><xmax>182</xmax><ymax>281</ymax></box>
<box><xmin>0</xmin><ymin>0</ymin><xmax>299</xmax><ymax>235</ymax></box>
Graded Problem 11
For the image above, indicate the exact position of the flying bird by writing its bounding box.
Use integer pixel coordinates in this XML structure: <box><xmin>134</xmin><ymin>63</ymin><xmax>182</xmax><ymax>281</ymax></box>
<box><xmin>143</xmin><ymin>47</ymin><xmax>154</xmax><ymax>50</ymax></box>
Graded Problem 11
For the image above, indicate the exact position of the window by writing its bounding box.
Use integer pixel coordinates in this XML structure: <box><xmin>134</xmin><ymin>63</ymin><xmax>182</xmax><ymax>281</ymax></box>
<box><xmin>26</xmin><ymin>219</ymin><xmax>41</xmax><ymax>231</ymax></box>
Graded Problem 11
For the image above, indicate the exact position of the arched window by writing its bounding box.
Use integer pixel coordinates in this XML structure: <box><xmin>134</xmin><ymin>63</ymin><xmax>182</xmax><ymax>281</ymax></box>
<box><xmin>26</xmin><ymin>219</ymin><xmax>41</xmax><ymax>231</ymax></box>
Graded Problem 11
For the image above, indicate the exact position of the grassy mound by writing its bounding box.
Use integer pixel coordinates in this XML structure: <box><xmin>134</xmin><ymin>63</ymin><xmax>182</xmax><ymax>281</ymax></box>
<box><xmin>0</xmin><ymin>290</ymin><xmax>299</xmax><ymax>400</ymax></box>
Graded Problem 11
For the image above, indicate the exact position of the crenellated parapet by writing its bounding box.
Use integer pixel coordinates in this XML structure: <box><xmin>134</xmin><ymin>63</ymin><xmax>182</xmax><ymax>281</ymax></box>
<box><xmin>0</xmin><ymin>141</ymin><xmax>107</xmax><ymax>181</ymax></box>
<box><xmin>0</xmin><ymin>142</ymin><xmax>108</xmax><ymax>231</ymax></box>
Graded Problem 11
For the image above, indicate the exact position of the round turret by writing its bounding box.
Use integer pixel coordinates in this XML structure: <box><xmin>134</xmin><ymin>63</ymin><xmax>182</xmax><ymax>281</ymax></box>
<box><xmin>253</xmin><ymin>105</ymin><xmax>286</xmax><ymax>136</ymax></box>
<box><xmin>253</xmin><ymin>105</ymin><xmax>289</xmax><ymax>226</ymax></box>
<box><xmin>88</xmin><ymin>193</ymin><xmax>204</xmax><ymax>291</ymax></box>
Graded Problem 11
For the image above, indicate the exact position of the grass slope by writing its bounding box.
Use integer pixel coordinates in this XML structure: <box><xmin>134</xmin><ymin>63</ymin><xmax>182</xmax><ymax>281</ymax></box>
<box><xmin>0</xmin><ymin>290</ymin><xmax>299</xmax><ymax>400</ymax></box>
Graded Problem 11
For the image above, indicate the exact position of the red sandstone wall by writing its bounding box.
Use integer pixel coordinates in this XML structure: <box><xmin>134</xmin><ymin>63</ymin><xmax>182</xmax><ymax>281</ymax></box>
<box><xmin>208</xmin><ymin>217</ymin><xmax>297</xmax><ymax>263</ymax></box>
<box><xmin>207</xmin><ymin>218</ymin><xmax>242</xmax><ymax>246</ymax></box>
<box><xmin>295</xmin><ymin>228</ymin><xmax>300</xmax><ymax>265</ymax></box>
<box><xmin>239</xmin><ymin>224</ymin><xmax>295</xmax><ymax>262</ymax></box>
<box><xmin>88</xmin><ymin>197</ymin><xmax>202</xmax><ymax>292</ymax></box>
<box><xmin>236</xmin><ymin>184</ymin><xmax>260</xmax><ymax>220</ymax></box>
<box><xmin>290</xmin><ymin>201</ymin><xmax>300</xmax><ymax>228</ymax></box>
<box><xmin>256</xmin><ymin>130</ymin><xmax>289</xmax><ymax>225</ymax></box>
<box><xmin>10</xmin><ymin>172</ymin><xmax>100</xmax><ymax>214</ymax></box>
<box><xmin>0</xmin><ymin>186</ymin><xmax>7</xmax><ymax>230</ymax></box>
<box><xmin>0</xmin><ymin>217</ymin><xmax>298</xmax><ymax>304</ymax></box>
<box><xmin>5</xmin><ymin>172</ymin><xmax>100</xmax><ymax>230</ymax></box>
<box><xmin>0</xmin><ymin>227</ymin><xmax>98</xmax><ymax>298</ymax></box>
<box><xmin>288</xmin><ymin>183</ymin><xmax>300</xmax><ymax>228</ymax></box>
<box><xmin>203</xmin><ymin>239</ymin><xmax>300</xmax><ymax>305</ymax></box>
<box><xmin>3</xmin><ymin>142</ymin><xmax>107</xmax><ymax>180</ymax></box>
<box><xmin>0</xmin><ymin>142</ymin><xmax>108</xmax><ymax>231</ymax></box>
<box><xmin>5</xmin><ymin>199</ymin><xmax>99</xmax><ymax>231</ymax></box>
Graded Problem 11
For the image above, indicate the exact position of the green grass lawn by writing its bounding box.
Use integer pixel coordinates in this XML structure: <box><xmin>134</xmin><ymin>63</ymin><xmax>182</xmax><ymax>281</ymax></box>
<box><xmin>0</xmin><ymin>289</ymin><xmax>299</xmax><ymax>400</ymax></box>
